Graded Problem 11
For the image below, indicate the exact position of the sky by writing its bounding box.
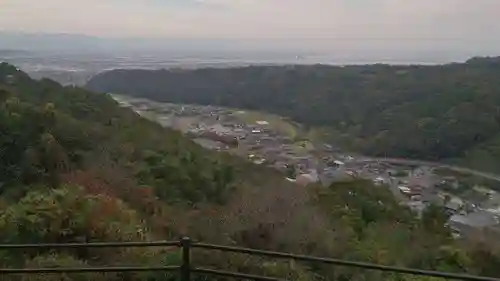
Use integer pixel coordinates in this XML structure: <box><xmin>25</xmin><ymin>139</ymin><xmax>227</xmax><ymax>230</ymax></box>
<box><xmin>1</xmin><ymin>0</ymin><xmax>500</xmax><ymax>58</ymax></box>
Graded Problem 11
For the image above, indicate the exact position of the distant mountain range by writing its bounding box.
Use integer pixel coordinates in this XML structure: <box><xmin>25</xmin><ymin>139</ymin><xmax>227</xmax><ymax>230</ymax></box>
<box><xmin>0</xmin><ymin>32</ymin><xmax>100</xmax><ymax>53</ymax></box>
<box><xmin>0</xmin><ymin>31</ymin><xmax>311</xmax><ymax>59</ymax></box>
<box><xmin>3</xmin><ymin>31</ymin><xmax>496</xmax><ymax>64</ymax></box>
<box><xmin>0</xmin><ymin>49</ymin><xmax>31</xmax><ymax>55</ymax></box>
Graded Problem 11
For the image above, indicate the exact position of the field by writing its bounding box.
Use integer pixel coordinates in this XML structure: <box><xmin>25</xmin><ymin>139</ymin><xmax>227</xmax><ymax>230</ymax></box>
<box><xmin>232</xmin><ymin>110</ymin><xmax>299</xmax><ymax>139</ymax></box>
<box><xmin>172</xmin><ymin>117</ymin><xmax>199</xmax><ymax>132</ymax></box>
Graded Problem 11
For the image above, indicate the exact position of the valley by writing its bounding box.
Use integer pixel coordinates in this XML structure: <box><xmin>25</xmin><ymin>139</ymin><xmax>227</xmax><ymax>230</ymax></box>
<box><xmin>87</xmin><ymin>59</ymin><xmax>500</xmax><ymax>174</ymax></box>
<box><xmin>114</xmin><ymin>94</ymin><xmax>500</xmax><ymax>239</ymax></box>
<box><xmin>3</xmin><ymin>57</ymin><xmax>500</xmax><ymax>279</ymax></box>
<box><xmin>3</xmin><ymin>3</ymin><xmax>500</xmax><ymax>279</ymax></box>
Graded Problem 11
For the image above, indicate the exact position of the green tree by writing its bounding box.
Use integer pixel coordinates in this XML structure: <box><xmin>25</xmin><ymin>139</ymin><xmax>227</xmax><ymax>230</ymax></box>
<box><xmin>421</xmin><ymin>204</ymin><xmax>451</xmax><ymax>237</ymax></box>
<box><xmin>286</xmin><ymin>164</ymin><xmax>296</xmax><ymax>179</ymax></box>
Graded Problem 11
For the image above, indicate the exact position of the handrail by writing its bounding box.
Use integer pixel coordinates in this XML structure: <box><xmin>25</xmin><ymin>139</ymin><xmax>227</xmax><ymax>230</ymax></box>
<box><xmin>0</xmin><ymin>266</ymin><xmax>180</xmax><ymax>274</ymax></box>
<box><xmin>194</xmin><ymin>242</ymin><xmax>500</xmax><ymax>281</ymax></box>
<box><xmin>0</xmin><ymin>240</ymin><xmax>180</xmax><ymax>249</ymax></box>
<box><xmin>193</xmin><ymin>268</ymin><xmax>283</xmax><ymax>281</ymax></box>
<box><xmin>1</xmin><ymin>237</ymin><xmax>499</xmax><ymax>281</ymax></box>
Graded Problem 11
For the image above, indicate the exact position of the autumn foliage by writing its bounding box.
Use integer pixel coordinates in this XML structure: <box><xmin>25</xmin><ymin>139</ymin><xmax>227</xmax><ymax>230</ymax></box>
<box><xmin>3</xmin><ymin>62</ymin><xmax>500</xmax><ymax>281</ymax></box>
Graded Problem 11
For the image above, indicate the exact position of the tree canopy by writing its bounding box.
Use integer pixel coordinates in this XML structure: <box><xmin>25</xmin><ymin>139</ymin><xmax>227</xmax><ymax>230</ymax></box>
<box><xmin>2</xmin><ymin>62</ymin><xmax>500</xmax><ymax>280</ymax></box>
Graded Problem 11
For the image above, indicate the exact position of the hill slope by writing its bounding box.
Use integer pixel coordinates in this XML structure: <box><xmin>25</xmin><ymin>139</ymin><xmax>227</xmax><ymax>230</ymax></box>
<box><xmin>86</xmin><ymin>57</ymin><xmax>500</xmax><ymax>170</ymax></box>
<box><xmin>3</xmin><ymin>62</ymin><xmax>500</xmax><ymax>280</ymax></box>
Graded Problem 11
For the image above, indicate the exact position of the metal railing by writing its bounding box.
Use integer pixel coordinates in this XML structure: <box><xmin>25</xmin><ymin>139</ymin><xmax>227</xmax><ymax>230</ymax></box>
<box><xmin>1</xmin><ymin>237</ymin><xmax>500</xmax><ymax>281</ymax></box>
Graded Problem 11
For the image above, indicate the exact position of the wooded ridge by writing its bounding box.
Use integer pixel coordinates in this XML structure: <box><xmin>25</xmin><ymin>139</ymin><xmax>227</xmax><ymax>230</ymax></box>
<box><xmin>2</xmin><ymin>62</ymin><xmax>500</xmax><ymax>280</ymax></box>
<box><xmin>86</xmin><ymin>57</ymin><xmax>500</xmax><ymax>172</ymax></box>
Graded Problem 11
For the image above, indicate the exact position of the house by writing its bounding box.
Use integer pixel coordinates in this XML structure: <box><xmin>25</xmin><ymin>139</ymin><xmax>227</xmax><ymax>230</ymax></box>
<box><xmin>323</xmin><ymin>144</ymin><xmax>333</xmax><ymax>151</ymax></box>
<box><xmin>208</xmin><ymin>124</ymin><xmax>231</xmax><ymax>135</ymax></box>
<box><xmin>373</xmin><ymin>177</ymin><xmax>386</xmax><ymax>186</ymax></box>
<box><xmin>256</xmin><ymin>120</ymin><xmax>269</xmax><ymax>125</ymax></box>
<box><xmin>407</xmin><ymin>201</ymin><xmax>426</xmax><ymax>217</ymax></box>
<box><xmin>320</xmin><ymin>170</ymin><xmax>354</xmax><ymax>185</ymax></box>
<box><xmin>409</xmin><ymin>177</ymin><xmax>434</xmax><ymax>190</ymax></box>
<box><xmin>444</xmin><ymin>201</ymin><xmax>463</xmax><ymax>215</ymax></box>
<box><xmin>346</xmin><ymin>171</ymin><xmax>356</xmax><ymax>177</ymax></box>
<box><xmin>421</xmin><ymin>190</ymin><xmax>443</xmax><ymax>205</ymax></box>
<box><xmin>398</xmin><ymin>185</ymin><xmax>412</xmax><ymax>194</ymax></box>
<box><xmin>334</xmin><ymin>160</ymin><xmax>345</xmax><ymax>166</ymax></box>
<box><xmin>296</xmin><ymin>173</ymin><xmax>318</xmax><ymax>186</ymax></box>
<box><xmin>252</xmin><ymin>158</ymin><xmax>266</xmax><ymax>165</ymax></box>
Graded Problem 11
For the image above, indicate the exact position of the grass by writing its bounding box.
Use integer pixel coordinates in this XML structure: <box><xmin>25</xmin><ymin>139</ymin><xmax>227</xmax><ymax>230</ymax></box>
<box><xmin>292</xmin><ymin>140</ymin><xmax>315</xmax><ymax>154</ymax></box>
<box><xmin>233</xmin><ymin>110</ymin><xmax>299</xmax><ymax>139</ymax></box>
<box><xmin>306</xmin><ymin>127</ymin><xmax>332</xmax><ymax>142</ymax></box>
<box><xmin>304</xmin><ymin>126</ymin><xmax>356</xmax><ymax>149</ymax></box>
<box><xmin>136</xmin><ymin>110</ymin><xmax>158</xmax><ymax>121</ymax></box>
<box><xmin>174</xmin><ymin>117</ymin><xmax>198</xmax><ymax>132</ymax></box>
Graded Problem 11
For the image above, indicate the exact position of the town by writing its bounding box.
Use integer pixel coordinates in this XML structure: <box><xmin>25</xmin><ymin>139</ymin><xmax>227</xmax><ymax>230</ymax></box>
<box><xmin>113</xmin><ymin>94</ymin><xmax>500</xmax><ymax>239</ymax></box>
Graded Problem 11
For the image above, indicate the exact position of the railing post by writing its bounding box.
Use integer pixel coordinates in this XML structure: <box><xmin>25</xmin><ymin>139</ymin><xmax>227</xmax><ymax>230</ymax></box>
<box><xmin>181</xmin><ymin>237</ymin><xmax>191</xmax><ymax>281</ymax></box>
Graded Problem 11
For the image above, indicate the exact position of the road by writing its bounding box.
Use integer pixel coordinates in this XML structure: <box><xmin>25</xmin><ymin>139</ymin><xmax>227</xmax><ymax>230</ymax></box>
<box><xmin>352</xmin><ymin>157</ymin><xmax>500</xmax><ymax>182</ymax></box>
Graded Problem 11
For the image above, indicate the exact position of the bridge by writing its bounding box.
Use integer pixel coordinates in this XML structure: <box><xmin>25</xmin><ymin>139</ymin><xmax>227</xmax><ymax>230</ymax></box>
<box><xmin>1</xmin><ymin>237</ymin><xmax>500</xmax><ymax>281</ymax></box>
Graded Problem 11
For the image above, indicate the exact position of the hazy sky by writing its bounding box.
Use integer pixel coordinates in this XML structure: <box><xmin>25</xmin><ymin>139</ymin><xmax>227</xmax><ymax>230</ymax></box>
<box><xmin>1</xmin><ymin>0</ymin><xmax>500</xmax><ymax>55</ymax></box>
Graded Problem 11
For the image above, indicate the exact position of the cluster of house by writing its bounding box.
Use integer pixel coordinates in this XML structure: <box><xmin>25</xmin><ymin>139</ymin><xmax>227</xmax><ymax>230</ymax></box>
<box><xmin>187</xmin><ymin>115</ymin><xmax>322</xmax><ymax>186</ymax></box>
<box><xmin>116</xmin><ymin>96</ymin><xmax>500</xmax><ymax>239</ymax></box>
<box><xmin>120</xmin><ymin>99</ymin><xmax>342</xmax><ymax>188</ymax></box>
<box><xmin>447</xmin><ymin>191</ymin><xmax>500</xmax><ymax>238</ymax></box>
<box><xmin>141</xmin><ymin>104</ymin><xmax>326</xmax><ymax>187</ymax></box>
<box><xmin>392</xmin><ymin>170</ymin><xmax>500</xmax><ymax>238</ymax></box>
<box><xmin>316</xmin><ymin>155</ymin><xmax>500</xmax><ymax>238</ymax></box>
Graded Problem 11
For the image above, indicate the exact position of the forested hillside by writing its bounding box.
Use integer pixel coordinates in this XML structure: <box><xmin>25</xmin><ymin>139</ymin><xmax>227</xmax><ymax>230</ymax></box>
<box><xmin>86</xmin><ymin>57</ymin><xmax>500</xmax><ymax>169</ymax></box>
<box><xmin>3</xmin><ymin>62</ymin><xmax>500</xmax><ymax>280</ymax></box>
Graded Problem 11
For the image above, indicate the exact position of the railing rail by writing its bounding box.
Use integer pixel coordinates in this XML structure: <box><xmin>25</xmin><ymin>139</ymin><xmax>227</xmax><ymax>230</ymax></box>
<box><xmin>0</xmin><ymin>241</ymin><xmax>180</xmax><ymax>249</ymax></box>
<box><xmin>0</xmin><ymin>266</ymin><xmax>180</xmax><ymax>274</ymax></box>
<box><xmin>1</xmin><ymin>237</ymin><xmax>499</xmax><ymax>281</ymax></box>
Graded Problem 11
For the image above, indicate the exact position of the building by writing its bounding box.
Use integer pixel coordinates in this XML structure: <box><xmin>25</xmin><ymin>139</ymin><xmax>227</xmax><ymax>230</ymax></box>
<box><xmin>420</xmin><ymin>190</ymin><xmax>442</xmax><ymax>205</ymax></box>
<box><xmin>253</xmin><ymin>158</ymin><xmax>266</xmax><ymax>165</ymax></box>
<box><xmin>373</xmin><ymin>177</ymin><xmax>386</xmax><ymax>186</ymax></box>
<box><xmin>444</xmin><ymin>201</ymin><xmax>463</xmax><ymax>215</ymax></box>
<box><xmin>398</xmin><ymin>185</ymin><xmax>412</xmax><ymax>195</ymax></box>
<box><xmin>334</xmin><ymin>160</ymin><xmax>345</xmax><ymax>166</ymax></box>
<box><xmin>407</xmin><ymin>201</ymin><xmax>426</xmax><ymax>217</ymax></box>
<box><xmin>296</xmin><ymin>173</ymin><xmax>318</xmax><ymax>186</ymax></box>
<box><xmin>320</xmin><ymin>170</ymin><xmax>355</xmax><ymax>186</ymax></box>
<box><xmin>208</xmin><ymin>124</ymin><xmax>232</xmax><ymax>135</ymax></box>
